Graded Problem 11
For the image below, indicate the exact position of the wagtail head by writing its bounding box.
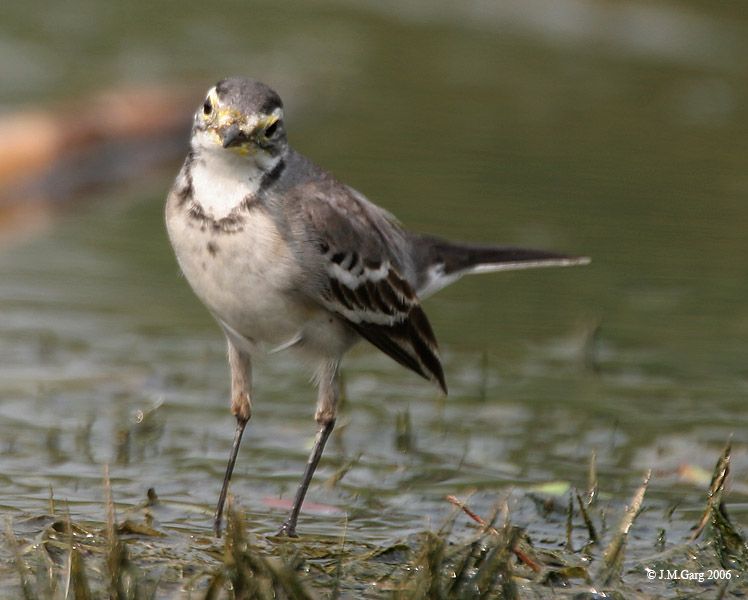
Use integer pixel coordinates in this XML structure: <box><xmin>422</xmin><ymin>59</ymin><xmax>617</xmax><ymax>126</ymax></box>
<box><xmin>191</xmin><ymin>77</ymin><xmax>288</xmax><ymax>161</ymax></box>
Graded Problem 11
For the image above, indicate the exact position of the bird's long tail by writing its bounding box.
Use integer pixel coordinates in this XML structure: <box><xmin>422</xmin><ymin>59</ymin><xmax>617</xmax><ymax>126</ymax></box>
<box><xmin>410</xmin><ymin>234</ymin><xmax>589</xmax><ymax>298</ymax></box>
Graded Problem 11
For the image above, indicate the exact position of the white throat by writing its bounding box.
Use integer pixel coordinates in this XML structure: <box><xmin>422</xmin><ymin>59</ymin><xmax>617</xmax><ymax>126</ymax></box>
<box><xmin>190</xmin><ymin>147</ymin><xmax>279</xmax><ymax>220</ymax></box>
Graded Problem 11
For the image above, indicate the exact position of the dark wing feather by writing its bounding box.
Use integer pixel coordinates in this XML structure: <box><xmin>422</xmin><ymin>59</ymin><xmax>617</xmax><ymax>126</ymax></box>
<box><xmin>290</xmin><ymin>181</ymin><xmax>447</xmax><ymax>392</ymax></box>
<box><xmin>327</xmin><ymin>266</ymin><xmax>446</xmax><ymax>393</ymax></box>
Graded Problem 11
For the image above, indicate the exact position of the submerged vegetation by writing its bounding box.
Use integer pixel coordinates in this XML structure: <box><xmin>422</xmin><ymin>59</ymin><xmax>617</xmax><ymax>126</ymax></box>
<box><xmin>5</xmin><ymin>444</ymin><xmax>746</xmax><ymax>599</ymax></box>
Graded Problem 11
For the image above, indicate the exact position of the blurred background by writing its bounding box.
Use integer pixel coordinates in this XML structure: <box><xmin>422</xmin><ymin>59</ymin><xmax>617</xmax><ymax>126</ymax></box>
<box><xmin>1</xmin><ymin>0</ymin><xmax>747</xmax><ymax>548</ymax></box>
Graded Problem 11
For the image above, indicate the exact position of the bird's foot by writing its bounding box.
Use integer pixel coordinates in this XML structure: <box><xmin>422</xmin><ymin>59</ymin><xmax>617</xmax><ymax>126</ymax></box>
<box><xmin>276</xmin><ymin>521</ymin><xmax>298</xmax><ymax>538</ymax></box>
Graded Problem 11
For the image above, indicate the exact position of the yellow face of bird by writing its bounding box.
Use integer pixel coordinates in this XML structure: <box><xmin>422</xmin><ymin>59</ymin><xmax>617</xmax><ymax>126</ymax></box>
<box><xmin>194</xmin><ymin>86</ymin><xmax>285</xmax><ymax>157</ymax></box>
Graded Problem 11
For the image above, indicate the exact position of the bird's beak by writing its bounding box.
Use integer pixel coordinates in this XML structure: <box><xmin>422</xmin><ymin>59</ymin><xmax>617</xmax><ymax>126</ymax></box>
<box><xmin>221</xmin><ymin>124</ymin><xmax>250</xmax><ymax>149</ymax></box>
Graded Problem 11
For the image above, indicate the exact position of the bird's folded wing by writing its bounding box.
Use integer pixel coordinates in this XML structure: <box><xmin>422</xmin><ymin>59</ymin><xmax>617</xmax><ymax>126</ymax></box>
<box><xmin>295</xmin><ymin>185</ymin><xmax>447</xmax><ymax>392</ymax></box>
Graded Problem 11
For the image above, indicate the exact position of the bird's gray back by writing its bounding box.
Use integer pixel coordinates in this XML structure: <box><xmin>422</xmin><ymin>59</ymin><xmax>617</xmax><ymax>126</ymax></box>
<box><xmin>263</xmin><ymin>148</ymin><xmax>417</xmax><ymax>286</ymax></box>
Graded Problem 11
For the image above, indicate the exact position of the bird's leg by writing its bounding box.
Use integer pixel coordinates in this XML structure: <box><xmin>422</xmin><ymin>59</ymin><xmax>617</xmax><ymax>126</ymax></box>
<box><xmin>214</xmin><ymin>339</ymin><xmax>253</xmax><ymax>537</ymax></box>
<box><xmin>277</xmin><ymin>361</ymin><xmax>339</xmax><ymax>537</ymax></box>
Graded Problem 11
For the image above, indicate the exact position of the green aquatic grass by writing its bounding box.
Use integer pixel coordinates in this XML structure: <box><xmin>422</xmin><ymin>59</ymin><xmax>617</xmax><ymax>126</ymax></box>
<box><xmin>5</xmin><ymin>443</ymin><xmax>747</xmax><ymax>599</ymax></box>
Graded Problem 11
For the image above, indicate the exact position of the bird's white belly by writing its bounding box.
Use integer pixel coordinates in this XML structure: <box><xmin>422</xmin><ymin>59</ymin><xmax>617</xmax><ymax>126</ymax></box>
<box><xmin>167</xmin><ymin>207</ymin><xmax>312</xmax><ymax>350</ymax></box>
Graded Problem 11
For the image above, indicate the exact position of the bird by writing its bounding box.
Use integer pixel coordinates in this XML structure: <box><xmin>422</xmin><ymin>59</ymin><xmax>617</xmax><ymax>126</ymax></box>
<box><xmin>165</xmin><ymin>77</ymin><xmax>588</xmax><ymax>538</ymax></box>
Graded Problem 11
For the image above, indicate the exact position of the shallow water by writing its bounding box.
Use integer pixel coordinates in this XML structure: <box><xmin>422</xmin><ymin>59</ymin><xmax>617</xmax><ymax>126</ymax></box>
<box><xmin>1</xmin><ymin>0</ymin><xmax>748</xmax><ymax>596</ymax></box>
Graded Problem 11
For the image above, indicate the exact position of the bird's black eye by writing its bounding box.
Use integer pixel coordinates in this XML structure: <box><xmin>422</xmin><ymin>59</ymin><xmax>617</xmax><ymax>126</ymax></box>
<box><xmin>265</xmin><ymin>120</ymin><xmax>279</xmax><ymax>137</ymax></box>
<box><xmin>203</xmin><ymin>98</ymin><xmax>213</xmax><ymax>116</ymax></box>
